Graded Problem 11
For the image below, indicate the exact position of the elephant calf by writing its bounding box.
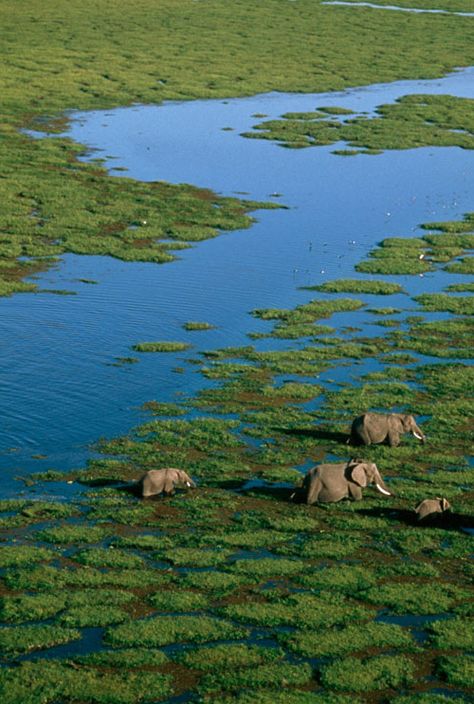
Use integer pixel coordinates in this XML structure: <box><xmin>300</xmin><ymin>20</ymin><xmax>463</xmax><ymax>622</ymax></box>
<box><xmin>415</xmin><ymin>497</ymin><xmax>451</xmax><ymax>521</ymax></box>
<box><xmin>349</xmin><ymin>412</ymin><xmax>425</xmax><ymax>447</ymax></box>
<box><xmin>302</xmin><ymin>459</ymin><xmax>392</xmax><ymax>504</ymax></box>
<box><xmin>138</xmin><ymin>468</ymin><xmax>195</xmax><ymax>498</ymax></box>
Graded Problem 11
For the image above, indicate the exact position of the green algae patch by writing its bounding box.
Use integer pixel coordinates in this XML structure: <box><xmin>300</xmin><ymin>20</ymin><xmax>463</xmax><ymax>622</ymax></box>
<box><xmin>35</xmin><ymin>524</ymin><xmax>112</xmax><ymax>544</ymax></box>
<box><xmin>222</xmin><ymin>593</ymin><xmax>370</xmax><ymax>630</ymax></box>
<box><xmin>183</xmin><ymin>321</ymin><xmax>215</xmax><ymax>331</ymax></box>
<box><xmin>414</xmin><ymin>293</ymin><xmax>474</xmax><ymax>315</ymax></box>
<box><xmin>428</xmin><ymin>617</ymin><xmax>474</xmax><ymax>650</ymax></box>
<box><xmin>132</xmin><ymin>341</ymin><xmax>192</xmax><ymax>353</ymax></box>
<box><xmin>156</xmin><ymin>547</ymin><xmax>233</xmax><ymax>568</ymax></box>
<box><xmin>77</xmin><ymin>648</ymin><xmax>169</xmax><ymax>668</ymax></box>
<box><xmin>229</xmin><ymin>557</ymin><xmax>307</xmax><ymax>577</ymax></box>
<box><xmin>294</xmin><ymin>565</ymin><xmax>377</xmax><ymax>593</ymax></box>
<box><xmin>306</xmin><ymin>279</ymin><xmax>404</xmax><ymax>295</ymax></box>
<box><xmin>106</xmin><ymin>614</ymin><xmax>248</xmax><ymax>648</ymax></box>
<box><xmin>180</xmin><ymin>570</ymin><xmax>255</xmax><ymax>597</ymax></box>
<box><xmin>0</xmin><ymin>545</ymin><xmax>57</xmax><ymax>567</ymax></box>
<box><xmin>141</xmin><ymin>400</ymin><xmax>187</xmax><ymax>416</ymax></box>
<box><xmin>200</xmin><ymin>693</ymin><xmax>361</xmax><ymax>704</ymax></box>
<box><xmin>362</xmin><ymin>582</ymin><xmax>468</xmax><ymax>615</ymax></box>
<box><xmin>176</xmin><ymin>643</ymin><xmax>284</xmax><ymax>671</ymax></box>
<box><xmin>198</xmin><ymin>662</ymin><xmax>313</xmax><ymax>694</ymax></box>
<box><xmin>320</xmin><ymin>654</ymin><xmax>416</xmax><ymax>692</ymax></box>
<box><xmin>0</xmin><ymin>593</ymin><xmax>67</xmax><ymax>624</ymax></box>
<box><xmin>244</xmin><ymin>94</ymin><xmax>474</xmax><ymax>153</ymax></box>
<box><xmin>60</xmin><ymin>604</ymin><xmax>129</xmax><ymax>627</ymax></box>
<box><xmin>0</xmin><ymin>624</ymin><xmax>81</xmax><ymax>656</ymax></box>
<box><xmin>148</xmin><ymin>590</ymin><xmax>210</xmax><ymax>612</ymax></box>
<box><xmin>3</xmin><ymin>564</ymin><xmax>173</xmax><ymax>591</ymax></box>
<box><xmin>437</xmin><ymin>655</ymin><xmax>474</xmax><ymax>689</ymax></box>
<box><xmin>72</xmin><ymin>547</ymin><xmax>146</xmax><ymax>569</ymax></box>
<box><xmin>0</xmin><ymin>660</ymin><xmax>173</xmax><ymax>704</ymax></box>
<box><xmin>113</xmin><ymin>534</ymin><xmax>174</xmax><ymax>551</ymax></box>
<box><xmin>392</xmin><ymin>696</ymin><xmax>471</xmax><ymax>704</ymax></box>
<box><xmin>283</xmin><ymin>621</ymin><xmax>414</xmax><ymax>658</ymax></box>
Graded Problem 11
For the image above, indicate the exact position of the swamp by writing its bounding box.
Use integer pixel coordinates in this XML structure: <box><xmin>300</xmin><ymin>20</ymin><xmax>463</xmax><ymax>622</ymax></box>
<box><xmin>0</xmin><ymin>1</ymin><xmax>473</xmax><ymax>702</ymax></box>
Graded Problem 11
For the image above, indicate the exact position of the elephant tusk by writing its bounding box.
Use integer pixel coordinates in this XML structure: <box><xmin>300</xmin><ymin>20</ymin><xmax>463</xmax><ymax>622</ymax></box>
<box><xmin>413</xmin><ymin>432</ymin><xmax>424</xmax><ymax>441</ymax></box>
<box><xmin>186</xmin><ymin>481</ymin><xmax>191</xmax><ymax>487</ymax></box>
<box><xmin>375</xmin><ymin>482</ymin><xmax>392</xmax><ymax>496</ymax></box>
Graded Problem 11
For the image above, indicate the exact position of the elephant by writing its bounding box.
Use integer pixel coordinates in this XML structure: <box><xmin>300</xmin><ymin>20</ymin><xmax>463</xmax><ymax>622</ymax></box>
<box><xmin>415</xmin><ymin>497</ymin><xmax>451</xmax><ymax>521</ymax></box>
<box><xmin>349</xmin><ymin>412</ymin><xmax>425</xmax><ymax>447</ymax></box>
<box><xmin>301</xmin><ymin>459</ymin><xmax>392</xmax><ymax>504</ymax></box>
<box><xmin>138</xmin><ymin>468</ymin><xmax>195</xmax><ymax>498</ymax></box>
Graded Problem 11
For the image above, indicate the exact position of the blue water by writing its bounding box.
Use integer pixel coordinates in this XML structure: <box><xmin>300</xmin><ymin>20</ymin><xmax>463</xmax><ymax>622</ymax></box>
<box><xmin>1</xmin><ymin>69</ymin><xmax>473</xmax><ymax>495</ymax></box>
<box><xmin>323</xmin><ymin>1</ymin><xmax>474</xmax><ymax>17</ymax></box>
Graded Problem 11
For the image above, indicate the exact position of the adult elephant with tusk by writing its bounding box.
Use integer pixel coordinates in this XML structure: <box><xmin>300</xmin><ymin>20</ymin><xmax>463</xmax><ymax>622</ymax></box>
<box><xmin>302</xmin><ymin>459</ymin><xmax>393</xmax><ymax>504</ymax></box>
<box><xmin>138</xmin><ymin>468</ymin><xmax>196</xmax><ymax>498</ymax></box>
<box><xmin>349</xmin><ymin>412</ymin><xmax>425</xmax><ymax>447</ymax></box>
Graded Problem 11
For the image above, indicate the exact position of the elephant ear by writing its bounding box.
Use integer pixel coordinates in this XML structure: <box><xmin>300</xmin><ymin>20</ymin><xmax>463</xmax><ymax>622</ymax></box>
<box><xmin>350</xmin><ymin>463</ymin><xmax>368</xmax><ymax>487</ymax></box>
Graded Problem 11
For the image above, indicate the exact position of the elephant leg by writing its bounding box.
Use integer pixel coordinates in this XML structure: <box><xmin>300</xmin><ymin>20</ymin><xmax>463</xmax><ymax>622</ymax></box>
<box><xmin>387</xmin><ymin>430</ymin><xmax>400</xmax><ymax>447</ymax></box>
<box><xmin>348</xmin><ymin>483</ymin><xmax>363</xmax><ymax>501</ymax></box>
<box><xmin>306</xmin><ymin>477</ymin><xmax>323</xmax><ymax>505</ymax></box>
<box><xmin>358</xmin><ymin>428</ymin><xmax>372</xmax><ymax>445</ymax></box>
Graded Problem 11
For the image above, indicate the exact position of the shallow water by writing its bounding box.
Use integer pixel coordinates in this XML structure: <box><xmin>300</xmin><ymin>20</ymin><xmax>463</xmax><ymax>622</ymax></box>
<box><xmin>1</xmin><ymin>69</ymin><xmax>473</xmax><ymax>495</ymax></box>
<box><xmin>323</xmin><ymin>1</ymin><xmax>474</xmax><ymax>16</ymax></box>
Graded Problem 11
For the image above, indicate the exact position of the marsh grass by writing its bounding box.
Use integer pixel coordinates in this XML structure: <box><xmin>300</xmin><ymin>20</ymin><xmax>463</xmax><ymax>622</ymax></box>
<box><xmin>283</xmin><ymin>621</ymin><xmax>414</xmax><ymax>658</ymax></box>
<box><xmin>0</xmin><ymin>660</ymin><xmax>173</xmax><ymax>704</ymax></box>
<box><xmin>105</xmin><ymin>615</ymin><xmax>249</xmax><ymax>648</ymax></box>
<box><xmin>244</xmin><ymin>94</ymin><xmax>474</xmax><ymax>153</ymax></box>
<box><xmin>319</xmin><ymin>654</ymin><xmax>416</xmax><ymax>691</ymax></box>
<box><xmin>132</xmin><ymin>341</ymin><xmax>192</xmax><ymax>353</ymax></box>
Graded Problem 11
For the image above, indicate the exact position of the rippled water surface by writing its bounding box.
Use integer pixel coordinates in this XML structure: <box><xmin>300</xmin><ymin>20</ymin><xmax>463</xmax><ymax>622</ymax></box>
<box><xmin>2</xmin><ymin>68</ymin><xmax>473</xmax><ymax>494</ymax></box>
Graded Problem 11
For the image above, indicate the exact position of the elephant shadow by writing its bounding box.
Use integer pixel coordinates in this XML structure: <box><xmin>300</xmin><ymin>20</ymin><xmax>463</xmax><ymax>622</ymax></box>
<box><xmin>239</xmin><ymin>480</ymin><xmax>295</xmax><ymax>502</ymax></box>
<box><xmin>356</xmin><ymin>506</ymin><xmax>474</xmax><ymax>532</ymax></box>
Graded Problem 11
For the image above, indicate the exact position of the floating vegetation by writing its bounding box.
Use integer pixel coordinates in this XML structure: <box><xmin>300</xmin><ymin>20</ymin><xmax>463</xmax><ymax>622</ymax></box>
<box><xmin>105</xmin><ymin>615</ymin><xmax>248</xmax><ymax>648</ymax></box>
<box><xmin>319</xmin><ymin>654</ymin><xmax>416</xmax><ymax>691</ymax></box>
<box><xmin>306</xmin><ymin>279</ymin><xmax>404</xmax><ymax>295</ymax></box>
<box><xmin>243</xmin><ymin>94</ymin><xmax>474</xmax><ymax>153</ymax></box>
<box><xmin>132</xmin><ymin>341</ymin><xmax>192</xmax><ymax>353</ymax></box>
<box><xmin>183</xmin><ymin>321</ymin><xmax>216</xmax><ymax>331</ymax></box>
<box><xmin>283</xmin><ymin>621</ymin><xmax>414</xmax><ymax>658</ymax></box>
<box><xmin>0</xmin><ymin>660</ymin><xmax>173</xmax><ymax>704</ymax></box>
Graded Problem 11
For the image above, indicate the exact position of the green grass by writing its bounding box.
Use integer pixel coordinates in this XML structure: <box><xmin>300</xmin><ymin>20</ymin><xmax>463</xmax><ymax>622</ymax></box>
<box><xmin>0</xmin><ymin>660</ymin><xmax>173</xmax><ymax>704</ymax></box>
<box><xmin>282</xmin><ymin>621</ymin><xmax>414</xmax><ymax>658</ymax></box>
<box><xmin>0</xmin><ymin>545</ymin><xmax>57</xmax><ymax>567</ymax></box>
<box><xmin>105</xmin><ymin>614</ymin><xmax>248</xmax><ymax>647</ymax></box>
<box><xmin>0</xmin><ymin>624</ymin><xmax>81</xmax><ymax>656</ymax></box>
<box><xmin>176</xmin><ymin>643</ymin><xmax>285</xmax><ymax>671</ymax></box>
<box><xmin>183</xmin><ymin>321</ymin><xmax>215</xmax><ymax>331</ymax></box>
<box><xmin>320</xmin><ymin>654</ymin><xmax>416</xmax><ymax>692</ymax></box>
<box><xmin>243</xmin><ymin>94</ymin><xmax>474</xmax><ymax>152</ymax></box>
<box><xmin>437</xmin><ymin>655</ymin><xmax>474</xmax><ymax>688</ymax></box>
<box><xmin>198</xmin><ymin>662</ymin><xmax>313</xmax><ymax>694</ymax></box>
<box><xmin>304</xmin><ymin>279</ymin><xmax>404</xmax><ymax>295</ymax></box>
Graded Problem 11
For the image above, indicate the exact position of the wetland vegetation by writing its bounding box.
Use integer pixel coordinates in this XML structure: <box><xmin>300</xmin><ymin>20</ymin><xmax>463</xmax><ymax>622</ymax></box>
<box><xmin>0</xmin><ymin>1</ymin><xmax>473</xmax><ymax>702</ymax></box>
<box><xmin>2</xmin><ymin>211</ymin><xmax>472</xmax><ymax>701</ymax></box>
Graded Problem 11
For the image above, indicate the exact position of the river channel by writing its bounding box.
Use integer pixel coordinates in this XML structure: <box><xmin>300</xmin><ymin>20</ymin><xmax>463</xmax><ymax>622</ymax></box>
<box><xmin>1</xmin><ymin>67</ymin><xmax>473</xmax><ymax>495</ymax></box>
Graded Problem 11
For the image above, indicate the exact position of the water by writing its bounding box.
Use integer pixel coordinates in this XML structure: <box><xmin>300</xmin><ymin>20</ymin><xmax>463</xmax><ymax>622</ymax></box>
<box><xmin>323</xmin><ymin>1</ymin><xmax>474</xmax><ymax>17</ymax></box>
<box><xmin>1</xmin><ymin>69</ymin><xmax>473</xmax><ymax>495</ymax></box>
